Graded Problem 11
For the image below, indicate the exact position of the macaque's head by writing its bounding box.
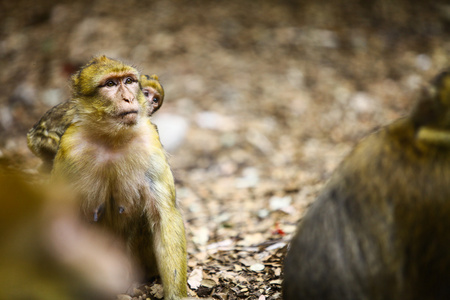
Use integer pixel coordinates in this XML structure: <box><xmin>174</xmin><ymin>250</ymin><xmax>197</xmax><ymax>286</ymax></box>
<box><xmin>71</xmin><ymin>56</ymin><xmax>145</xmax><ymax>126</ymax></box>
<box><xmin>140</xmin><ymin>74</ymin><xmax>165</xmax><ymax>116</ymax></box>
<box><xmin>433</xmin><ymin>70</ymin><xmax>450</xmax><ymax>127</ymax></box>
<box><xmin>411</xmin><ymin>69</ymin><xmax>450</xmax><ymax>129</ymax></box>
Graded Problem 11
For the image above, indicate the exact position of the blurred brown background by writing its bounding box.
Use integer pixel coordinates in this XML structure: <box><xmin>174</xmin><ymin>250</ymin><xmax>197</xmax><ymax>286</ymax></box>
<box><xmin>0</xmin><ymin>0</ymin><xmax>449</xmax><ymax>298</ymax></box>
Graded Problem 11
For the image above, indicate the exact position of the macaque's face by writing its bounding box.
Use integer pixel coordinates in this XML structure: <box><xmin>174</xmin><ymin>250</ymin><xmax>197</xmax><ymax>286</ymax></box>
<box><xmin>142</xmin><ymin>85</ymin><xmax>163</xmax><ymax>116</ymax></box>
<box><xmin>98</xmin><ymin>73</ymin><xmax>141</xmax><ymax>125</ymax></box>
<box><xmin>139</xmin><ymin>74</ymin><xmax>164</xmax><ymax>116</ymax></box>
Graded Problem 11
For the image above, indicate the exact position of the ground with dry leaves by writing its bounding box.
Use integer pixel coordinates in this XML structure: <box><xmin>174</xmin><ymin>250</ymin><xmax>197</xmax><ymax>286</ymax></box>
<box><xmin>1</xmin><ymin>1</ymin><xmax>449</xmax><ymax>299</ymax></box>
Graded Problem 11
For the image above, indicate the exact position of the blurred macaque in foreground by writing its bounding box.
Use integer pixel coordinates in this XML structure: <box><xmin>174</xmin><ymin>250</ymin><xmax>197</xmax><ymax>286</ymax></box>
<box><xmin>0</xmin><ymin>166</ymin><xmax>137</xmax><ymax>300</ymax></box>
<box><xmin>283</xmin><ymin>70</ymin><xmax>450</xmax><ymax>300</ymax></box>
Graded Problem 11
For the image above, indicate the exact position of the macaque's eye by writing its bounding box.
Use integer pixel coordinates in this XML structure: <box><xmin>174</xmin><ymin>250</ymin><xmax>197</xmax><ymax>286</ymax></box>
<box><xmin>153</xmin><ymin>97</ymin><xmax>159</xmax><ymax>104</ymax></box>
<box><xmin>125</xmin><ymin>77</ymin><xmax>134</xmax><ymax>84</ymax></box>
<box><xmin>105</xmin><ymin>80</ymin><xmax>116</xmax><ymax>87</ymax></box>
<box><xmin>144</xmin><ymin>91</ymin><xmax>150</xmax><ymax>97</ymax></box>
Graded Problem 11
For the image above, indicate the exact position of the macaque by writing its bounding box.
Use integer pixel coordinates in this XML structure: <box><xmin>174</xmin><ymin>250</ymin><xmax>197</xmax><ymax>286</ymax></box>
<box><xmin>27</xmin><ymin>72</ymin><xmax>164</xmax><ymax>172</ymax></box>
<box><xmin>283</xmin><ymin>70</ymin><xmax>450</xmax><ymax>300</ymax></box>
<box><xmin>0</xmin><ymin>165</ymin><xmax>135</xmax><ymax>300</ymax></box>
<box><xmin>49</xmin><ymin>56</ymin><xmax>187</xmax><ymax>299</ymax></box>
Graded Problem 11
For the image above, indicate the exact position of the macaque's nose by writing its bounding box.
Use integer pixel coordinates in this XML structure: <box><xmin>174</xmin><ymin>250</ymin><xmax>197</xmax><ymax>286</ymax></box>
<box><xmin>122</xmin><ymin>93</ymin><xmax>134</xmax><ymax>103</ymax></box>
<box><xmin>122</xmin><ymin>88</ymin><xmax>134</xmax><ymax>103</ymax></box>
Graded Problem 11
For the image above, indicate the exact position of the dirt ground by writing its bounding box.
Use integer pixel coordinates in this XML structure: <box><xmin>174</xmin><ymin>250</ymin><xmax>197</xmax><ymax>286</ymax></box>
<box><xmin>1</xmin><ymin>0</ymin><xmax>449</xmax><ymax>299</ymax></box>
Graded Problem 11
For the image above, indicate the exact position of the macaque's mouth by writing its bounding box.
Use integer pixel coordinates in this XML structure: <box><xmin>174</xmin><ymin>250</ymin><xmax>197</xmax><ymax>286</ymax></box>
<box><xmin>118</xmin><ymin>110</ymin><xmax>138</xmax><ymax>117</ymax></box>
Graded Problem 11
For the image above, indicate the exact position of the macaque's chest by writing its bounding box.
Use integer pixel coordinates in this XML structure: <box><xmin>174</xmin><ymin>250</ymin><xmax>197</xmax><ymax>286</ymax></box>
<box><xmin>70</xmin><ymin>133</ymin><xmax>158</xmax><ymax>224</ymax></box>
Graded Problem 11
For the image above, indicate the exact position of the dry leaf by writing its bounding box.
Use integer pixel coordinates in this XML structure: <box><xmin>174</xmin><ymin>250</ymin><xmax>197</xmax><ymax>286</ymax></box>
<box><xmin>201</xmin><ymin>279</ymin><xmax>216</xmax><ymax>289</ymax></box>
<box><xmin>188</xmin><ymin>268</ymin><xmax>203</xmax><ymax>290</ymax></box>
